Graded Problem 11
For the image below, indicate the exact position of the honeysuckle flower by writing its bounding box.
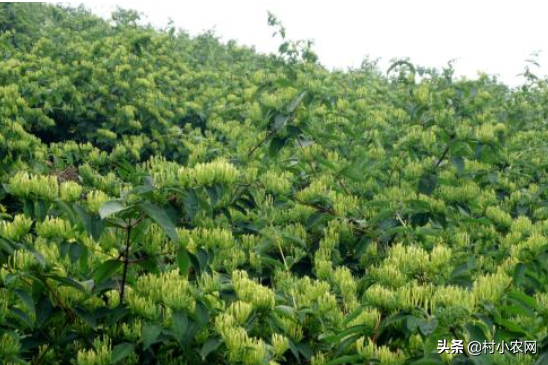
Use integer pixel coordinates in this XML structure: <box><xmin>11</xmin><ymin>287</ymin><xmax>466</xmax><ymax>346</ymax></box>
<box><xmin>8</xmin><ymin>172</ymin><xmax>58</xmax><ymax>201</ymax></box>
<box><xmin>0</xmin><ymin>215</ymin><xmax>32</xmax><ymax>241</ymax></box>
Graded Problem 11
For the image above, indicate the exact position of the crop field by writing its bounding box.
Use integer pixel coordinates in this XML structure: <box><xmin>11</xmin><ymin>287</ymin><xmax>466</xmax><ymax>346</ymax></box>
<box><xmin>1</xmin><ymin>3</ymin><xmax>548</xmax><ymax>365</ymax></box>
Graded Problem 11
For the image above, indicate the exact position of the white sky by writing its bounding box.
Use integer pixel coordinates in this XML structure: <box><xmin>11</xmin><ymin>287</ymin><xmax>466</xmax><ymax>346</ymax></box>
<box><xmin>60</xmin><ymin>1</ymin><xmax>548</xmax><ymax>86</ymax></box>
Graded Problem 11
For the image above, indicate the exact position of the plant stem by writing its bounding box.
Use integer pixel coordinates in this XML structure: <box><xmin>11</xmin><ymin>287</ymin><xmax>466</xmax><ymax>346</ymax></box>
<box><xmin>434</xmin><ymin>134</ymin><xmax>456</xmax><ymax>168</ymax></box>
<box><xmin>435</xmin><ymin>144</ymin><xmax>450</xmax><ymax>168</ymax></box>
<box><xmin>119</xmin><ymin>222</ymin><xmax>132</xmax><ymax>304</ymax></box>
<box><xmin>386</xmin><ymin>152</ymin><xmax>404</xmax><ymax>186</ymax></box>
<box><xmin>247</xmin><ymin>129</ymin><xmax>275</xmax><ymax>157</ymax></box>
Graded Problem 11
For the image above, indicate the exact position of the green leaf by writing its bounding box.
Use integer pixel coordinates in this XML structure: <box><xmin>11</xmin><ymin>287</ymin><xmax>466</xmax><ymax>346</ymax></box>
<box><xmin>136</xmin><ymin>257</ymin><xmax>160</xmax><ymax>274</ymax></box>
<box><xmin>199</xmin><ymin>338</ymin><xmax>222</xmax><ymax>360</ymax></box>
<box><xmin>14</xmin><ymin>288</ymin><xmax>35</xmax><ymax>313</ymax></box>
<box><xmin>281</xmin><ymin>233</ymin><xmax>306</xmax><ymax>247</ymax></box>
<box><xmin>99</xmin><ymin>201</ymin><xmax>129</xmax><ymax>219</ymax></box>
<box><xmin>10</xmin><ymin>307</ymin><xmax>34</xmax><ymax>328</ymax></box>
<box><xmin>44</xmin><ymin>274</ymin><xmax>86</xmax><ymax>292</ymax></box>
<box><xmin>418</xmin><ymin>318</ymin><xmax>438</xmax><ymax>336</ymax></box>
<box><xmin>286</xmin><ymin>125</ymin><xmax>302</xmax><ymax>138</ymax></box>
<box><xmin>74</xmin><ymin>305</ymin><xmax>97</xmax><ymax>328</ymax></box>
<box><xmin>93</xmin><ymin>259</ymin><xmax>122</xmax><ymax>284</ymax></box>
<box><xmin>275</xmin><ymin>305</ymin><xmax>297</xmax><ymax>317</ymax></box>
<box><xmin>0</xmin><ymin>236</ymin><xmax>15</xmax><ymax>256</ymax></box>
<box><xmin>450</xmin><ymin>155</ymin><xmax>465</xmax><ymax>173</ymax></box>
<box><xmin>466</xmin><ymin>322</ymin><xmax>488</xmax><ymax>343</ymax></box>
<box><xmin>535</xmin><ymin>352</ymin><xmax>548</xmax><ymax>365</ymax></box>
<box><xmin>128</xmin><ymin>184</ymin><xmax>154</xmax><ymax>196</ymax></box>
<box><xmin>56</xmin><ymin>200</ymin><xmax>77</xmax><ymax>224</ymax></box>
<box><xmin>205</xmin><ymin>184</ymin><xmax>223</xmax><ymax>208</ymax></box>
<box><xmin>195</xmin><ymin>301</ymin><xmax>210</xmax><ymax>326</ymax></box>
<box><xmin>183</xmin><ymin>189</ymin><xmax>200</xmax><ymax>220</ymax></box>
<box><xmin>177</xmin><ymin>248</ymin><xmax>190</xmax><ymax>275</ymax></box>
<box><xmin>142</xmin><ymin>324</ymin><xmax>162</xmax><ymax>349</ymax></box>
<box><xmin>111</xmin><ymin>342</ymin><xmax>135</xmax><ymax>363</ymax></box>
<box><xmin>306</xmin><ymin>211</ymin><xmax>327</xmax><ymax>229</ymax></box>
<box><xmin>286</xmin><ymin>91</ymin><xmax>307</xmax><ymax>113</ymax></box>
<box><xmin>196</xmin><ymin>249</ymin><xmax>209</xmax><ymax>270</ymax></box>
<box><xmin>513</xmin><ymin>263</ymin><xmax>527</xmax><ymax>286</ymax></box>
<box><xmin>324</xmin><ymin>355</ymin><xmax>362</xmax><ymax>365</ymax></box>
<box><xmin>406</xmin><ymin>315</ymin><xmax>420</xmax><ymax>332</ymax></box>
<box><xmin>172</xmin><ymin>311</ymin><xmax>188</xmax><ymax>343</ymax></box>
<box><xmin>68</xmin><ymin>243</ymin><xmax>86</xmax><ymax>263</ymax></box>
<box><xmin>296</xmin><ymin>343</ymin><xmax>313</xmax><ymax>360</ymax></box>
<box><xmin>288</xmin><ymin>339</ymin><xmax>300</xmax><ymax>361</ymax></box>
<box><xmin>316</xmin><ymin>155</ymin><xmax>339</xmax><ymax>170</ymax></box>
<box><xmin>449</xmin><ymin>140</ymin><xmax>474</xmax><ymax>157</ymax></box>
<box><xmin>105</xmin><ymin>217</ymin><xmax>129</xmax><ymax>229</ymax></box>
<box><xmin>418</xmin><ymin>172</ymin><xmax>438</xmax><ymax>195</ymax></box>
<box><xmin>35</xmin><ymin>296</ymin><xmax>53</xmax><ymax>327</ymax></box>
<box><xmin>339</xmin><ymin>160</ymin><xmax>365</xmax><ymax>181</ymax></box>
<box><xmin>137</xmin><ymin>201</ymin><xmax>178</xmax><ymax>242</ymax></box>
<box><xmin>320</xmin><ymin>325</ymin><xmax>368</xmax><ymax>343</ymax></box>
<box><xmin>33</xmin><ymin>199</ymin><xmax>47</xmax><ymax>221</ymax></box>
<box><xmin>188</xmin><ymin>251</ymin><xmax>202</xmax><ymax>275</ymax></box>
<box><xmin>274</xmin><ymin>114</ymin><xmax>290</xmax><ymax>131</ymax></box>
<box><xmin>32</xmin><ymin>251</ymin><xmax>47</xmax><ymax>269</ymax></box>
<box><xmin>507</xmin><ymin>290</ymin><xmax>537</xmax><ymax>310</ymax></box>
<box><xmin>495</xmin><ymin>318</ymin><xmax>528</xmax><ymax>335</ymax></box>
<box><xmin>75</xmin><ymin>205</ymin><xmax>105</xmax><ymax>241</ymax></box>
<box><xmin>129</xmin><ymin>219</ymin><xmax>151</xmax><ymax>243</ymax></box>
<box><xmin>269</xmin><ymin>136</ymin><xmax>287</xmax><ymax>158</ymax></box>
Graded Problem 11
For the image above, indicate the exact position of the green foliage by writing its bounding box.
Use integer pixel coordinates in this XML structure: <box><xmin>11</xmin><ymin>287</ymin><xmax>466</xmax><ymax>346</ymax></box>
<box><xmin>1</xmin><ymin>3</ymin><xmax>548</xmax><ymax>365</ymax></box>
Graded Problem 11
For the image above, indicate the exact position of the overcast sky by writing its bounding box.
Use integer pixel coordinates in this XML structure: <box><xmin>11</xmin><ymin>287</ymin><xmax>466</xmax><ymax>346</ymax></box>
<box><xmin>67</xmin><ymin>1</ymin><xmax>548</xmax><ymax>86</ymax></box>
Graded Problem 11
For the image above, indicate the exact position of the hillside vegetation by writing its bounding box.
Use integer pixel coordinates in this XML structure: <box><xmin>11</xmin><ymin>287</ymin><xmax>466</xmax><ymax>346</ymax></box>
<box><xmin>2</xmin><ymin>3</ymin><xmax>548</xmax><ymax>364</ymax></box>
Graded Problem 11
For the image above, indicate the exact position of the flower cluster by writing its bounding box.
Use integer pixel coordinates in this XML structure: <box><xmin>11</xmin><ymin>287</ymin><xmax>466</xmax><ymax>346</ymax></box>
<box><xmin>8</xmin><ymin>172</ymin><xmax>59</xmax><ymax>201</ymax></box>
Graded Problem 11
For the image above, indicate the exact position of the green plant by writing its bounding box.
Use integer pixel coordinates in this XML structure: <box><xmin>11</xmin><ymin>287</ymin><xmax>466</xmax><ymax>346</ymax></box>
<box><xmin>1</xmin><ymin>3</ymin><xmax>548</xmax><ymax>365</ymax></box>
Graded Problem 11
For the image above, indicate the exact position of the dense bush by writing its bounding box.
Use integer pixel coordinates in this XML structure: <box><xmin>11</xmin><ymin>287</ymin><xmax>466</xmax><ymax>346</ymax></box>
<box><xmin>1</xmin><ymin>3</ymin><xmax>548</xmax><ymax>364</ymax></box>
